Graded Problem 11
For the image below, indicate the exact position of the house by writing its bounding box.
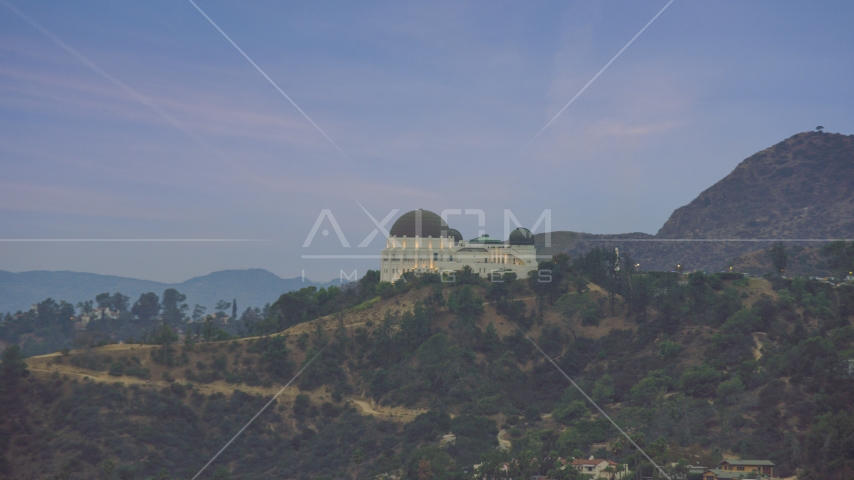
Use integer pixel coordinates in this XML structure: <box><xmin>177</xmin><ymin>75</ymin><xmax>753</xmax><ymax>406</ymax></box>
<box><xmin>719</xmin><ymin>460</ymin><xmax>774</xmax><ymax>477</ymax></box>
<box><xmin>570</xmin><ymin>458</ymin><xmax>628</xmax><ymax>479</ymax></box>
<box><xmin>80</xmin><ymin>307</ymin><xmax>120</xmax><ymax>323</ymax></box>
<box><xmin>701</xmin><ymin>460</ymin><xmax>775</xmax><ymax>480</ymax></box>
<box><xmin>701</xmin><ymin>469</ymin><xmax>763</xmax><ymax>480</ymax></box>
<box><xmin>701</xmin><ymin>470</ymin><xmax>745</xmax><ymax>480</ymax></box>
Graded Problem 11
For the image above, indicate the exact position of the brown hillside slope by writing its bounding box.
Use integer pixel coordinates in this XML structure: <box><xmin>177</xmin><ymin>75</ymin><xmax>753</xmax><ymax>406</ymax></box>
<box><xmin>657</xmin><ymin>131</ymin><xmax>854</xmax><ymax>240</ymax></box>
<box><xmin>537</xmin><ymin>131</ymin><xmax>854</xmax><ymax>272</ymax></box>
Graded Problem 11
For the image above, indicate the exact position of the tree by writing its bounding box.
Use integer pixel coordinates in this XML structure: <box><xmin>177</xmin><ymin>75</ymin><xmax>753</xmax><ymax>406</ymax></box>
<box><xmin>716</xmin><ymin>377</ymin><xmax>745</xmax><ymax>404</ymax></box>
<box><xmin>447</xmin><ymin>285</ymin><xmax>484</xmax><ymax>321</ymax></box>
<box><xmin>161</xmin><ymin>288</ymin><xmax>188</xmax><ymax>326</ymax></box>
<box><xmin>592</xmin><ymin>374</ymin><xmax>615</xmax><ymax>404</ymax></box>
<box><xmin>1</xmin><ymin>345</ymin><xmax>28</xmax><ymax>387</ymax></box>
<box><xmin>359</xmin><ymin>270</ymin><xmax>381</xmax><ymax>298</ymax></box>
<box><xmin>630</xmin><ymin>274</ymin><xmax>652</xmax><ymax>319</ymax></box>
<box><xmin>95</xmin><ymin>292</ymin><xmax>129</xmax><ymax>313</ymax></box>
<box><xmin>202</xmin><ymin>317</ymin><xmax>217</xmax><ymax>343</ymax></box>
<box><xmin>211</xmin><ymin>467</ymin><xmax>232</xmax><ymax>480</ymax></box>
<box><xmin>215</xmin><ymin>300</ymin><xmax>232</xmax><ymax>319</ymax></box>
<box><xmin>231</xmin><ymin>299</ymin><xmax>237</xmax><ymax>322</ymax></box>
<box><xmin>95</xmin><ymin>292</ymin><xmax>112</xmax><ymax>310</ymax></box>
<box><xmin>821</xmin><ymin>240</ymin><xmax>854</xmax><ymax>279</ymax></box>
<box><xmin>257</xmin><ymin>336</ymin><xmax>294</xmax><ymax>379</ymax></box>
<box><xmin>680</xmin><ymin>364</ymin><xmax>722</xmax><ymax>397</ymax></box>
<box><xmin>529</xmin><ymin>260</ymin><xmax>565</xmax><ymax>316</ymax></box>
<box><xmin>553</xmin><ymin>400</ymin><xmax>588</xmax><ymax>424</ymax></box>
<box><xmin>237</xmin><ymin>307</ymin><xmax>261</xmax><ymax>336</ymax></box>
<box><xmin>101</xmin><ymin>460</ymin><xmax>115</xmax><ymax>479</ymax></box>
<box><xmin>111</xmin><ymin>293</ymin><xmax>130</xmax><ymax>313</ymax></box>
<box><xmin>153</xmin><ymin>324</ymin><xmax>178</xmax><ymax>346</ymax></box>
<box><xmin>373</xmin><ymin>311</ymin><xmax>398</xmax><ymax>366</ymax></box>
<box><xmin>191</xmin><ymin>304</ymin><xmax>206</xmax><ymax>322</ymax></box>
<box><xmin>151</xmin><ymin>325</ymin><xmax>179</xmax><ymax>364</ymax></box>
<box><xmin>557</xmin><ymin>292</ymin><xmax>600</xmax><ymax>340</ymax></box>
<box><xmin>398</xmin><ymin>302</ymin><xmax>433</xmax><ymax>351</ymax></box>
<box><xmin>630</xmin><ymin>370</ymin><xmax>672</xmax><ymax>406</ymax></box>
<box><xmin>769</xmin><ymin>242</ymin><xmax>787</xmax><ymax>276</ymax></box>
<box><xmin>375</xmin><ymin>281</ymin><xmax>395</xmax><ymax>299</ymax></box>
<box><xmin>76</xmin><ymin>300</ymin><xmax>94</xmax><ymax>314</ymax></box>
<box><xmin>448</xmin><ymin>285</ymin><xmax>484</xmax><ymax>342</ymax></box>
<box><xmin>131</xmin><ymin>292</ymin><xmax>160</xmax><ymax>324</ymax></box>
<box><xmin>482</xmin><ymin>322</ymin><xmax>501</xmax><ymax>356</ymax></box>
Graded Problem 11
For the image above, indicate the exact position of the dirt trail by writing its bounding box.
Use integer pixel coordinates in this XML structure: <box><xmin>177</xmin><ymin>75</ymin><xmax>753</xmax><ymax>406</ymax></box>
<box><xmin>27</xmin><ymin>365</ymin><xmax>288</xmax><ymax>398</ymax></box>
<box><xmin>347</xmin><ymin>398</ymin><xmax>425</xmax><ymax>422</ymax></box>
<box><xmin>497</xmin><ymin>429</ymin><xmax>512</xmax><ymax>450</ymax></box>
<box><xmin>752</xmin><ymin>332</ymin><xmax>767</xmax><ymax>360</ymax></box>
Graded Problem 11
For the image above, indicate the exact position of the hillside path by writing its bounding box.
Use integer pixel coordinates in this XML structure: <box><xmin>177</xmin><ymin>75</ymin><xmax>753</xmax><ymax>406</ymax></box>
<box><xmin>347</xmin><ymin>398</ymin><xmax>425</xmax><ymax>422</ymax></box>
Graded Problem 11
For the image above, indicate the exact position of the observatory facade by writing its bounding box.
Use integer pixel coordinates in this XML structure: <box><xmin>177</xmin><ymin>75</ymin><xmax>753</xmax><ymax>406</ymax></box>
<box><xmin>379</xmin><ymin>209</ymin><xmax>538</xmax><ymax>282</ymax></box>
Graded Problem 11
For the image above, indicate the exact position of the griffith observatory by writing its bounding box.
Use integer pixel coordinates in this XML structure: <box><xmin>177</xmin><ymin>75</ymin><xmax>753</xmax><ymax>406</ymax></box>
<box><xmin>380</xmin><ymin>209</ymin><xmax>538</xmax><ymax>282</ymax></box>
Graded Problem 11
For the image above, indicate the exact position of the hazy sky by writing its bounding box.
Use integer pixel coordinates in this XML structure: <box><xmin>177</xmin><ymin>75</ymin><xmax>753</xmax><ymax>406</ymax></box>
<box><xmin>1</xmin><ymin>1</ymin><xmax>853</xmax><ymax>283</ymax></box>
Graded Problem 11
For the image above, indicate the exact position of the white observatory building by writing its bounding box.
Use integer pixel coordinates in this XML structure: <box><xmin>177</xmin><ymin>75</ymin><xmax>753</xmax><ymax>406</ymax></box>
<box><xmin>379</xmin><ymin>209</ymin><xmax>538</xmax><ymax>282</ymax></box>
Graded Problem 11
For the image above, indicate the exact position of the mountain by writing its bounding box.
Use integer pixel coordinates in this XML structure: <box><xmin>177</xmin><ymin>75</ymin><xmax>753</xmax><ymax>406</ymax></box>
<box><xmin>0</xmin><ymin>269</ymin><xmax>339</xmax><ymax>314</ymax></box>
<box><xmin>538</xmin><ymin>131</ymin><xmax>854</xmax><ymax>272</ymax></box>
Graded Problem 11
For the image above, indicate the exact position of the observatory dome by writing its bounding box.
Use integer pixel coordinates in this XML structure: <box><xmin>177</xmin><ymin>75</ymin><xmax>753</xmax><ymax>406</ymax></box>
<box><xmin>389</xmin><ymin>209</ymin><xmax>452</xmax><ymax>238</ymax></box>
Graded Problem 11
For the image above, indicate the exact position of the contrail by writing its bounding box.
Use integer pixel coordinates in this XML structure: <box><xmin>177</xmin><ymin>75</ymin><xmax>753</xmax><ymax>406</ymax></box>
<box><xmin>0</xmin><ymin>239</ymin><xmax>271</xmax><ymax>242</ymax></box>
<box><xmin>188</xmin><ymin>0</ymin><xmax>349</xmax><ymax>160</ymax></box>
<box><xmin>1</xmin><ymin>0</ymin><xmax>218</xmax><ymax>155</ymax></box>
<box><xmin>522</xmin><ymin>0</ymin><xmax>676</xmax><ymax>151</ymax></box>
<box><xmin>586</xmin><ymin>238</ymin><xmax>852</xmax><ymax>242</ymax></box>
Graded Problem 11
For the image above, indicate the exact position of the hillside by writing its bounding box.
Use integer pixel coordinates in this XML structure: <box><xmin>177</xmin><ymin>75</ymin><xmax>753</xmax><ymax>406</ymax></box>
<box><xmin>3</xmin><ymin>265</ymin><xmax>853</xmax><ymax>479</ymax></box>
<box><xmin>0</xmin><ymin>269</ymin><xmax>337</xmax><ymax>314</ymax></box>
<box><xmin>537</xmin><ymin>131</ymin><xmax>854</xmax><ymax>273</ymax></box>
<box><xmin>730</xmin><ymin>246</ymin><xmax>831</xmax><ymax>277</ymax></box>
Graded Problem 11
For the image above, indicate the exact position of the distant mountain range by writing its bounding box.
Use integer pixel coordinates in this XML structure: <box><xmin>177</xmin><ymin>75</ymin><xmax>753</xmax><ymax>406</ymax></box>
<box><xmin>537</xmin><ymin>131</ymin><xmax>854</xmax><ymax>273</ymax></box>
<box><xmin>0</xmin><ymin>269</ymin><xmax>341</xmax><ymax>314</ymax></box>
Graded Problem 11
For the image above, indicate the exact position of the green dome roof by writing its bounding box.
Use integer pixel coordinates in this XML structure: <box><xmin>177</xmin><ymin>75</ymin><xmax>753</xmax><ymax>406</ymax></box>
<box><xmin>389</xmin><ymin>210</ymin><xmax>452</xmax><ymax>238</ymax></box>
<box><xmin>469</xmin><ymin>234</ymin><xmax>503</xmax><ymax>245</ymax></box>
<box><xmin>508</xmin><ymin>227</ymin><xmax>535</xmax><ymax>245</ymax></box>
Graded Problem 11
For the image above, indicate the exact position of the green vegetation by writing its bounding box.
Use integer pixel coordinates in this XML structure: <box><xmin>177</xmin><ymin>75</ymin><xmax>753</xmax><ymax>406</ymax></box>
<box><xmin>1</xmin><ymin>259</ymin><xmax>853</xmax><ymax>478</ymax></box>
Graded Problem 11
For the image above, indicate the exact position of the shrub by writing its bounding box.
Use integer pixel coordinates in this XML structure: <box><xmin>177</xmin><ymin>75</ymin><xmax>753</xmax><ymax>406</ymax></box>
<box><xmin>447</xmin><ymin>286</ymin><xmax>484</xmax><ymax>321</ymax></box>
<box><xmin>553</xmin><ymin>400</ymin><xmax>588</xmax><ymax>424</ymax></box>
<box><xmin>631</xmin><ymin>371</ymin><xmax>670</xmax><ymax>404</ymax></box>
<box><xmin>404</xmin><ymin>410</ymin><xmax>451</xmax><ymax>443</ymax></box>
<box><xmin>721</xmin><ymin>308</ymin><xmax>763</xmax><ymax>335</ymax></box>
<box><xmin>293</xmin><ymin>394</ymin><xmax>312</xmax><ymax>418</ymax></box>
<box><xmin>716</xmin><ymin>377</ymin><xmax>745</xmax><ymax>404</ymax></box>
<box><xmin>659</xmin><ymin>340</ymin><xmax>682</xmax><ymax>360</ymax></box>
<box><xmin>212</xmin><ymin>355</ymin><xmax>227</xmax><ymax>371</ymax></box>
<box><xmin>592</xmin><ymin>374</ymin><xmax>615</xmax><ymax>403</ymax></box>
<box><xmin>680</xmin><ymin>364</ymin><xmax>722</xmax><ymax>397</ymax></box>
<box><xmin>320</xmin><ymin>402</ymin><xmax>341</xmax><ymax>418</ymax></box>
<box><xmin>108</xmin><ymin>361</ymin><xmax>125</xmax><ymax>376</ymax></box>
<box><xmin>125</xmin><ymin>365</ymin><xmax>150</xmax><ymax>379</ymax></box>
<box><xmin>375</xmin><ymin>281</ymin><xmax>395</xmax><ymax>299</ymax></box>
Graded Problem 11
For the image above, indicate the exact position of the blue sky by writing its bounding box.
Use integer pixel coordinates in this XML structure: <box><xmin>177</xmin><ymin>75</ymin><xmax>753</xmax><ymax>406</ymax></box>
<box><xmin>1</xmin><ymin>0</ymin><xmax>853</xmax><ymax>283</ymax></box>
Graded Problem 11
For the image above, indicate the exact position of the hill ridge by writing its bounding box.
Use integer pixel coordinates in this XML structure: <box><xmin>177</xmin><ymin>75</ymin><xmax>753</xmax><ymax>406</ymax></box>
<box><xmin>536</xmin><ymin>131</ymin><xmax>854</xmax><ymax>272</ymax></box>
<box><xmin>0</xmin><ymin>268</ymin><xmax>339</xmax><ymax>314</ymax></box>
